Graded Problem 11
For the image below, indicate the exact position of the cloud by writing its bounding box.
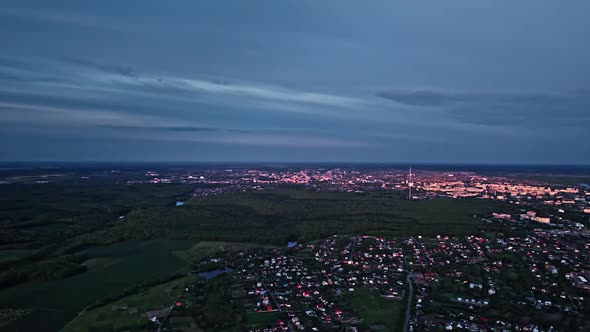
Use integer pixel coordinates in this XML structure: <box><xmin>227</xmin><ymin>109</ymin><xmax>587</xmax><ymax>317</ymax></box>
<box><xmin>0</xmin><ymin>6</ymin><xmax>120</xmax><ymax>31</ymax></box>
<box><xmin>376</xmin><ymin>89</ymin><xmax>574</xmax><ymax>107</ymax></box>
<box><xmin>377</xmin><ymin>89</ymin><xmax>590</xmax><ymax>127</ymax></box>
<box><xmin>98</xmin><ymin>124</ymin><xmax>252</xmax><ymax>134</ymax></box>
<box><xmin>122</xmin><ymin>130</ymin><xmax>376</xmax><ymax>148</ymax></box>
<box><xmin>377</xmin><ymin>90</ymin><xmax>460</xmax><ymax>107</ymax></box>
<box><xmin>0</xmin><ymin>101</ymin><xmax>375</xmax><ymax>149</ymax></box>
<box><xmin>100</xmin><ymin>73</ymin><xmax>362</xmax><ymax>109</ymax></box>
<box><xmin>0</xmin><ymin>102</ymin><xmax>147</xmax><ymax>126</ymax></box>
<box><xmin>61</xmin><ymin>57</ymin><xmax>137</xmax><ymax>77</ymax></box>
<box><xmin>50</xmin><ymin>57</ymin><xmax>362</xmax><ymax>108</ymax></box>
<box><xmin>0</xmin><ymin>56</ymin><xmax>365</xmax><ymax>115</ymax></box>
<box><xmin>0</xmin><ymin>102</ymin><xmax>250</xmax><ymax>134</ymax></box>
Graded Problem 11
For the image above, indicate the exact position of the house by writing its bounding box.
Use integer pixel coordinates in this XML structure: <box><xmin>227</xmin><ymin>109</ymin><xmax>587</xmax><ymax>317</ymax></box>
<box><xmin>146</xmin><ymin>308</ymin><xmax>169</xmax><ymax>322</ymax></box>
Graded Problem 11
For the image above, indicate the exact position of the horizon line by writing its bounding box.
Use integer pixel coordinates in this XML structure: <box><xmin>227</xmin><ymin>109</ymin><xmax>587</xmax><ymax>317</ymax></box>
<box><xmin>1</xmin><ymin>161</ymin><xmax>590</xmax><ymax>167</ymax></box>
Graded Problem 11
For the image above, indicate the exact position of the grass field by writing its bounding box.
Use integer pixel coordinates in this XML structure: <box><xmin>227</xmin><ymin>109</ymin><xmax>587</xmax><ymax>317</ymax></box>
<box><xmin>345</xmin><ymin>288</ymin><xmax>404</xmax><ymax>332</ymax></box>
<box><xmin>0</xmin><ymin>249</ymin><xmax>35</xmax><ymax>263</ymax></box>
<box><xmin>0</xmin><ymin>240</ymin><xmax>193</xmax><ymax>332</ymax></box>
<box><xmin>174</xmin><ymin>241</ymin><xmax>275</xmax><ymax>263</ymax></box>
<box><xmin>245</xmin><ymin>311</ymin><xmax>285</xmax><ymax>327</ymax></box>
<box><xmin>63</xmin><ymin>276</ymin><xmax>191</xmax><ymax>332</ymax></box>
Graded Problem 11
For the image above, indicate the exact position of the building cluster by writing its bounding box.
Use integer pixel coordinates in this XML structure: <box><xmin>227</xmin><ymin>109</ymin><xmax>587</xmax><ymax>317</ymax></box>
<box><xmin>239</xmin><ymin>250</ymin><xmax>356</xmax><ymax>331</ymax></box>
<box><xmin>421</xmin><ymin>179</ymin><xmax>579</xmax><ymax>200</ymax></box>
<box><xmin>309</xmin><ymin>236</ymin><xmax>407</xmax><ymax>299</ymax></box>
<box><xmin>199</xmin><ymin>247</ymin><xmax>356</xmax><ymax>331</ymax></box>
<box><xmin>132</xmin><ymin>167</ymin><xmax>590</xmax><ymax>224</ymax></box>
<box><xmin>171</xmin><ymin>214</ymin><xmax>588</xmax><ymax>332</ymax></box>
<box><xmin>189</xmin><ymin>236</ymin><xmax>410</xmax><ymax>331</ymax></box>
<box><xmin>416</xmin><ymin>173</ymin><xmax>589</xmax><ymax>218</ymax></box>
<box><xmin>133</xmin><ymin>167</ymin><xmax>408</xmax><ymax>193</ymax></box>
<box><xmin>237</xmin><ymin>236</ymin><xmax>410</xmax><ymax>331</ymax></box>
<box><xmin>405</xmin><ymin>225</ymin><xmax>588</xmax><ymax>332</ymax></box>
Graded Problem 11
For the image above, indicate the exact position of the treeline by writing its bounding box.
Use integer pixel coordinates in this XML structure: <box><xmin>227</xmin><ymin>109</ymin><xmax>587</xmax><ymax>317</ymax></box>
<box><xmin>86</xmin><ymin>273</ymin><xmax>186</xmax><ymax>310</ymax></box>
<box><xmin>0</xmin><ymin>183</ymin><xmax>193</xmax><ymax>249</ymax></box>
<box><xmin>0</xmin><ymin>183</ymin><xmax>194</xmax><ymax>289</ymax></box>
<box><xmin>190</xmin><ymin>273</ymin><xmax>245</xmax><ymax>331</ymax></box>
<box><xmin>0</xmin><ymin>253</ymin><xmax>88</xmax><ymax>289</ymax></box>
<box><xmin>65</xmin><ymin>194</ymin><xmax>498</xmax><ymax>254</ymax></box>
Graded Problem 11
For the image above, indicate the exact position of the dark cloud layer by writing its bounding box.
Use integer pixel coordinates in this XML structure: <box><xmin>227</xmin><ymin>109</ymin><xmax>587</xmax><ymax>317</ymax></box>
<box><xmin>377</xmin><ymin>90</ymin><xmax>590</xmax><ymax>127</ymax></box>
<box><xmin>99</xmin><ymin>124</ymin><xmax>252</xmax><ymax>134</ymax></box>
<box><xmin>0</xmin><ymin>1</ymin><xmax>589</xmax><ymax>163</ymax></box>
<box><xmin>61</xmin><ymin>57</ymin><xmax>137</xmax><ymax>77</ymax></box>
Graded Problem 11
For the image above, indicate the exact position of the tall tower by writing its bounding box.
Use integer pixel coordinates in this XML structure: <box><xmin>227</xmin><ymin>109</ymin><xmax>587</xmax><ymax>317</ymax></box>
<box><xmin>408</xmin><ymin>166</ymin><xmax>413</xmax><ymax>200</ymax></box>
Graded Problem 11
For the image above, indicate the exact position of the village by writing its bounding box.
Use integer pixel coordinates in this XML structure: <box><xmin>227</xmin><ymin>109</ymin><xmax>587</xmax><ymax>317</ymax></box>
<box><xmin>150</xmin><ymin>215</ymin><xmax>587</xmax><ymax>332</ymax></box>
<box><xmin>133</xmin><ymin>167</ymin><xmax>590</xmax><ymax>222</ymax></box>
<box><xmin>185</xmin><ymin>235</ymin><xmax>409</xmax><ymax>331</ymax></box>
<box><xmin>53</xmin><ymin>189</ymin><xmax>589</xmax><ymax>332</ymax></box>
<box><xmin>406</xmin><ymin>224</ymin><xmax>588</xmax><ymax>331</ymax></box>
<box><xmin>81</xmin><ymin>167</ymin><xmax>590</xmax><ymax>331</ymax></box>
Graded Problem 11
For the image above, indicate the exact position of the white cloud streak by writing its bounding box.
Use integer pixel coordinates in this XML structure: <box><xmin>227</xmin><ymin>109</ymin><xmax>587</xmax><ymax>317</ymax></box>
<box><xmin>96</xmin><ymin>72</ymin><xmax>363</xmax><ymax>109</ymax></box>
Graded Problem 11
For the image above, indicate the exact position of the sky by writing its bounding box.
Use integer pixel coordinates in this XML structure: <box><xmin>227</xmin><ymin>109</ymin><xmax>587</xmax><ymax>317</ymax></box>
<box><xmin>1</xmin><ymin>1</ymin><xmax>589</xmax><ymax>164</ymax></box>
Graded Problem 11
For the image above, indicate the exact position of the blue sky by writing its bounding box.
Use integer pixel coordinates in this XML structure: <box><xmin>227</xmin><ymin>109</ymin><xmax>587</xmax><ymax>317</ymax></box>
<box><xmin>1</xmin><ymin>1</ymin><xmax>589</xmax><ymax>163</ymax></box>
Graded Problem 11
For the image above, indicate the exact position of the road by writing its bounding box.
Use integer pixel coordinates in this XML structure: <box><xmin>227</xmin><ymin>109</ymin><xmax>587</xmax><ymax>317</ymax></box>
<box><xmin>157</xmin><ymin>289</ymin><xmax>183</xmax><ymax>332</ymax></box>
<box><xmin>255</xmin><ymin>272</ymin><xmax>295</xmax><ymax>332</ymax></box>
<box><xmin>349</xmin><ymin>236</ymin><xmax>357</xmax><ymax>261</ymax></box>
<box><xmin>403</xmin><ymin>272</ymin><xmax>414</xmax><ymax>332</ymax></box>
<box><xmin>60</xmin><ymin>307</ymin><xmax>87</xmax><ymax>331</ymax></box>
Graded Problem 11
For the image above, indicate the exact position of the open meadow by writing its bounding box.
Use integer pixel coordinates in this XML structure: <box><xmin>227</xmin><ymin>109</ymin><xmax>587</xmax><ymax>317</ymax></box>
<box><xmin>0</xmin><ymin>240</ymin><xmax>192</xmax><ymax>331</ymax></box>
<box><xmin>345</xmin><ymin>288</ymin><xmax>405</xmax><ymax>332</ymax></box>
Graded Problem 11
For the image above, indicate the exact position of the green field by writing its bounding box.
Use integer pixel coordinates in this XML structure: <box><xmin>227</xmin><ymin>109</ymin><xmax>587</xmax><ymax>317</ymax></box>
<box><xmin>174</xmin><ymin>241</ymin><xmax>275</xmax><ymax>263</ymax></box>
<box><xmin>0</xmin><ymin>187</ymin><xmax>512</xmax><ymax>331</ymax></box>
<box><xmin>0</xmin><ymin>249</ymin><xmax>34</xmax><ymax>263</ymax></box>
<box><xmin>0</xmin><ymin>240</ymin><xmax>192</xmax><ymax>332</ymax></box>
<box><xmin>345</xmin><ymin>288</ymin><xmax>404</xmax><ymax>332</ymax></box>
<box><xmin>245</xmin><ymin>311</ymin><xmax>285</xmax><ymax>327</ymax></box>
<box><xmin>63</xmin><ymin>276</ymin><xmax>191</xmax><ymax>332</ymax></box>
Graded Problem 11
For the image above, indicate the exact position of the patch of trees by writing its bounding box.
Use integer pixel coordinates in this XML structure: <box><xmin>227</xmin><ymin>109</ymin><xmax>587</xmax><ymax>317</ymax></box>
<box><xmin>191</xmin><ymin>274</ymin><xmax>244</xmax><ymax>331</ymax></box>
<box><xmin>0</xmin><ymin>253</ymin><xmax>89</xmax><ymax>289</ymax></box>
<box><xmin>86</xmin><ymin>273</ymin><xmax>186</xmax><ymax>310</ymax></box>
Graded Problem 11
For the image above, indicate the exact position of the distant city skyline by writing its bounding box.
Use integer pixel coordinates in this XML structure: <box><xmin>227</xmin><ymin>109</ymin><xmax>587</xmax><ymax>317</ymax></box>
<box><xmin>1</xmin><ymin>1</ymin><xmax>589</xmax><ymax>163</ymax></box>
